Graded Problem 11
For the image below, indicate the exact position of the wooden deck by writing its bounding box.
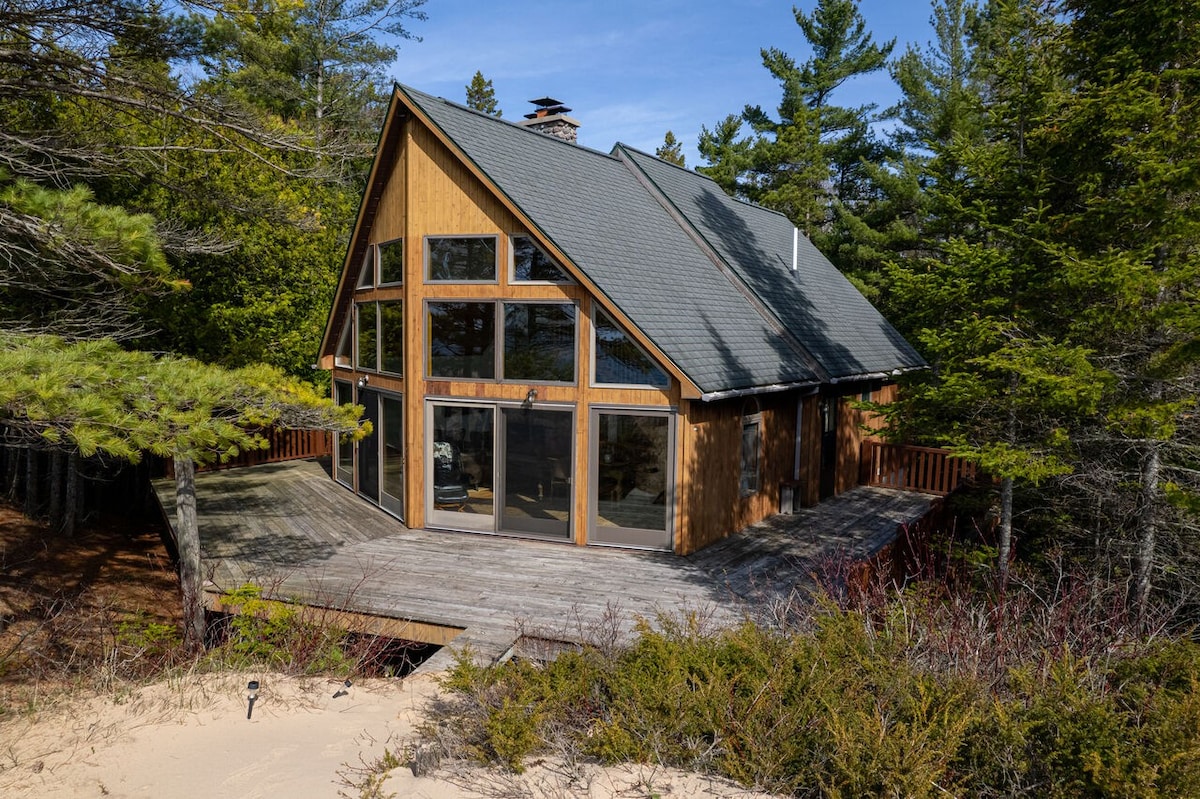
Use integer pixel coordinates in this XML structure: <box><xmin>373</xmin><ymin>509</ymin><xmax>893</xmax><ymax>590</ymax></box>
<box><xmin>153</xmin><ymin>459</ymin><xmax>933</xmax><ymax>670</ymax></box>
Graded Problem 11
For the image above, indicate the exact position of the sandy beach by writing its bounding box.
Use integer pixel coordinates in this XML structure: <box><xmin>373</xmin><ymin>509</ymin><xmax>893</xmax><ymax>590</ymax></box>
<box><xmin>0</xmin><ymin>670</ymin><xmax>781</xmax><ymax>799</ymax></box>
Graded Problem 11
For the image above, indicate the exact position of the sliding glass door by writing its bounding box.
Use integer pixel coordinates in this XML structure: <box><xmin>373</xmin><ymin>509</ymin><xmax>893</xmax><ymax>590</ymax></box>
<box><xmin>426</xmin><ymin>401</ymin><xmax>573</xmax><ymax>540</ymax></box>
<box><xmin>499</xmin><ymin>407</ymin><xmax>573</xmax><ymax>539</ymax></box>
<box><xmin>589</xmin><ymin>409</ymin><xmax>673</xmax><ymax>550</ymax></box>
<box><xmin>426</xmin><ymin>403</ymin><xmax>495</xmax><ymax>532</ymax></box>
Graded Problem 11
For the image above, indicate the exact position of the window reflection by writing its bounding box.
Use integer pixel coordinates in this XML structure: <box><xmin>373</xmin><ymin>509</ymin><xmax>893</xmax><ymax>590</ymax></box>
<box><xmin>428</xmin><ymin>302</ymin><xmax>495</xmax><ymax>378</ymax></box>
<box><xmin>504</xmin><ymin>303</ymin><xmax>575</xmax><ymax>382</ymax></box>
<box><xmin>596</xmin><ymin>413</ymin><xmax>668</xmax><ymax>532</ymax></box>
<box><xmin>427</xmin><ymin>236</ymin><xmax>497</xmax><ymax>281</ymax></box>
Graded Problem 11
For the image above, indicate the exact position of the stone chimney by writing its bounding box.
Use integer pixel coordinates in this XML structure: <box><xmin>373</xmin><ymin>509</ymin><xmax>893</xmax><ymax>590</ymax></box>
<box><xmin>517</xmin><ymin>97</ymin><xmax>580</xmax><ymax>143</ymax></box>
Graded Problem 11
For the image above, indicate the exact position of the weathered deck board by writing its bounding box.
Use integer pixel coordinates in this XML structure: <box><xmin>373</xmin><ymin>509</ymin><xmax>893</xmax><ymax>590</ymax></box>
<box><xmin>154</xmin><ymin>459</ymin><xmax>933</xmax><ymax>669</ymax></box>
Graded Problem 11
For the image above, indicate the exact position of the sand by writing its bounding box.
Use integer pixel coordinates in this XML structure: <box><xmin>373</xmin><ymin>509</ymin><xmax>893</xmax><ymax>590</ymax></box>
<box><xmin>0</xmin><ymin>671</ymin><xmax>781</xmax><ymax>799</ymax></box>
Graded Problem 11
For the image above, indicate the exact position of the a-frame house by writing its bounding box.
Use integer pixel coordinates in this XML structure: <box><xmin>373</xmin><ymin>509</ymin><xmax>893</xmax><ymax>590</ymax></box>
<box><xmin>317</xmin><ymin>85</ymin><xmax>925</xmax><ymax>555</ymax></box>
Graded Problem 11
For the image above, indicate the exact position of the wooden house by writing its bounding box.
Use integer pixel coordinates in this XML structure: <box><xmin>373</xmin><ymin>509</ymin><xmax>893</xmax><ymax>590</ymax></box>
<box><xmin>317</xmin><ymin>85</ymin><xmax>925</xmax><ymax>556</ymax></box>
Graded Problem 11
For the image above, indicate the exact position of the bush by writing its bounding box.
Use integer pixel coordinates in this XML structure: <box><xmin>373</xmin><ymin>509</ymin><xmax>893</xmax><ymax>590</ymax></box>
<box><xmin>427</xmin><ymin>587</ymin><xmax>1200</xmax><ymax>798</ymax></box>
<box><xmin>210</xmin><ymin>584</ymin><xmax>352</xmax><ymax>674</ymax></box>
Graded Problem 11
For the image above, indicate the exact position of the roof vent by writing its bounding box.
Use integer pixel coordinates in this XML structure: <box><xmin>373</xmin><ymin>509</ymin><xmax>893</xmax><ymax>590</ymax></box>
<box><xmin>517</xmin><ymin>97</ymin><xmax>580</xmax><ymax>143</ymax></box>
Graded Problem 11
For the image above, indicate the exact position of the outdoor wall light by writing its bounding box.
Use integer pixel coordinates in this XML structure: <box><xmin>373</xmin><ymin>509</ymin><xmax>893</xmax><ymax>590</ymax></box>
<box><xmin>525</xmin><ymin>388</ymin><xmax>538</xmax><ymax>405</ymax></box>
<box><xmin>247</xmin><ymin>680</ymin><xmax>260</xmax><ymax>720</ymax></box>
<box><xmin>357</xmin><ymin>375</ymin><xmax>369</xmax><ymax>388</ymax></box>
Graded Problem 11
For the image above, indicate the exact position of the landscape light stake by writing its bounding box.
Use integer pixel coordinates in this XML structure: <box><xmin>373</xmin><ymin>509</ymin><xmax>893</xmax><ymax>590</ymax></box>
<box><xmin>247</xmin><ymin>680</ymin><xmax>259</xmax><ymax>720</ymax></box>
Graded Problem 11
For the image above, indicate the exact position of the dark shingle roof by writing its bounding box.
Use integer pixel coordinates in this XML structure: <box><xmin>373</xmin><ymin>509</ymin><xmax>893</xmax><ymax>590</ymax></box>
<box><xmin>399</xmin><ymin>85</ymin><xmax>923</xmax><ymax>396</ymax></box>
<box><xmin>617</xmin><ymin>146</ymin><xmax>926</xmax><ymax>380</ymax></box>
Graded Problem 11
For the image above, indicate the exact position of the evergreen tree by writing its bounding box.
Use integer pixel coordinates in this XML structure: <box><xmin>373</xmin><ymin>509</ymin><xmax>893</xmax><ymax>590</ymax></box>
<box><xmin>700</xmin><ymin>0</ymin><xmax>894</xmax><ymax>243</ymax></box>
<box><xmin>1036</xmin><ymin>0</ymin><xmax>1200</xmax><ymax>615</ymax></box>
<box><xmin>0</xmin><ymin>333</ymin><xmax>366</xmax><ymax>651</ymax></box>
<box><xmin>655</xmin><ymin>130</ymin><xmax>686</xmax><ymax>166</ymax></box>
<box><xmin>465</xmin><ymin>70</ymin><xmax>502</xmax><ymax>116</ymax></box>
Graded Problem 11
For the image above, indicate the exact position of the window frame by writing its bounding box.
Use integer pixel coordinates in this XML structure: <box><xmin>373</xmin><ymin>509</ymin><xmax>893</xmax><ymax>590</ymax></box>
<box><xmin>740</xmin><ymin>404</ymin><xmax>762</xmax><ymax>498</ymax></box>
<box><xmin>377</xmin><ymin>237</ymin><xmax>405</xmax><ymax>286</ymax></box>
<box><xmin>424</xmin><ymin>234</ymin><xmax>499</xmax><ymax>283</ymax></box>
<box><xmin>355</xmin><ymin>301</ymin><xmax>378</xmax><ymax>372</ymax></box>
<box><xmin>502</xmin><ymin>300</ymin><xmax>578</xmax><ymax>384</ymax></box>
<box><xmin>509</xmin><ymin>234</ymin><xmax>573</xmax><ymax>284</ymax></box>
<box><xmin>590</xmin><ymin>307</ymin><xmax>670</xmax><ymax>389</ymax></box>
<box><xmin>424</xmin><ymin>299</ymin><xmax>579</xmax><ymax>384</ymax></box>
<box><xmin>357</xmin><ymin>244</ymin><xmax>375</xmax><ymax>289</ymax></box>
<box><xmin>425</xmin><ymin>300</ymin><xmax>499</xmax><ymax>380</ymax></box>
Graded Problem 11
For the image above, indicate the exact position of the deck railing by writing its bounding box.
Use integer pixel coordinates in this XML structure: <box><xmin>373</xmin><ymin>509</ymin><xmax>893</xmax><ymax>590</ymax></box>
<box><xmin>860</xmin><ymin>441</ymin><xmax>978</xmax><ymax>496</ymax></box>
<box><xmin>157</xmin><ymin>428</ymin><xmax>333</xmax><ymax>478</ymax></box>
<box><xmin>202</xmin><ymin>428</ymin><xmax>333</xmax><ymax>472</ymax></box>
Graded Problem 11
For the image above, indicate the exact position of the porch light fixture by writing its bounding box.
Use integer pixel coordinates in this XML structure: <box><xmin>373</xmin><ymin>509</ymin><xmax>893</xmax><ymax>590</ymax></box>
<box><xmin>247</xmin><ymin>680</ymin><xmax>260</xmax><ymax>720</ymax></box>
<box><xmin>525</xmin><ymin>388</ymin><xmax>537</xmax><ymax>406</ymax></box>
<box><xmin>357</xmin><ymin>374</ymin><xmax>369</xmax><ymax>388</ymax></box>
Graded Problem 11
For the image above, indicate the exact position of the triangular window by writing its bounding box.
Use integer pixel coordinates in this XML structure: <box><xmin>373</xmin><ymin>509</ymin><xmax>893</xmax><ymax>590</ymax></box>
<box><xmin>357</xmin><ymin>245</ymin><xmax>375</xmax><ymax>288</ymax></box>
<box><xmin>511</xmin><ymin>235</ymin><xmax>571</xmax><ymax>283</ymax></box>
<box><xmin>593</xmin><ymin>309</ymin><xmax>668</xmax><ymax>388</ymax></box>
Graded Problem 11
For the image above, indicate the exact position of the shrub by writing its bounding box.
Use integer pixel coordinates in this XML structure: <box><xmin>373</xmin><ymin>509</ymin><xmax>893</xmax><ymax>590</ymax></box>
<box><xmin>428</xmin><ymin>589</ymin><xmax>1200</xmax><ymax>798</ymax></box>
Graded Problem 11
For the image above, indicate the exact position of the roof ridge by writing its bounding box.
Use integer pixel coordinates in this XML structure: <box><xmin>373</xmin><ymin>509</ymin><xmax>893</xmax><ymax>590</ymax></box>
<box><xmin>614</xmin><ymin>142</ymin><xmax>798</xmax><ymax>224</ymax></box>
<box><xmin>398</xmin><ymin>83</ymin><xmax>622</xmax><ymax>162</ymax></box>
<box><xmin>613</xmin><ymin>144</ymin><xmax>830</xmax><ymax>384</ymax></box>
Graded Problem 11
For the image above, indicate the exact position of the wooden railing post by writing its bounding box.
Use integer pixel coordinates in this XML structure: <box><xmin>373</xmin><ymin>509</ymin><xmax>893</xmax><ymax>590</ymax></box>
<box><xmin>859</xmin><ymin>441</ymin><xmax>977</xmax><ymax>496</ymax></box>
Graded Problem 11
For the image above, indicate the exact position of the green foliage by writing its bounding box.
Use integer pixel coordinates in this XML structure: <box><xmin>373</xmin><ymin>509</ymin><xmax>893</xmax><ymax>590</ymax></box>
<box><xmin>214</xmin><ymin>584</ymin><xmax>352</xmax><ymax>674</ymax></box>
<box><xmin>434</xmin><ymin>601</ymin><xmax>1200</xmax><ymax>797</ymax></box>
<box><xmin>699</xmin><ymin>0</ymin><xmax>894</xmax><ymax>241</ymax></box>
<box><xmin>0</xmin><ymin>333</ymin><xmax>366</xmax><ymax>464</ymax></box>
<box><xmin>116</xmin><ymin>614</ymin><xmax>183</xmax><ymax>657</ymax></box>
<box><xmin>464</xmin><ymin>70</ymin><xmax>501</xmax><ymax>117</ymax></box>
<box><xmin>654</xmin><ymin>131</ymin><xmax>685</xmax><ymax>167</ymax></box>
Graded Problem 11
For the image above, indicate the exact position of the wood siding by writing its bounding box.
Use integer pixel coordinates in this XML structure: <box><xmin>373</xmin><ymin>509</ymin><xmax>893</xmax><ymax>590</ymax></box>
<box><xmin>834</xmin><ymin>382</ymin><xmax>896</xmax><ymax>495</ymax></box>
<box><xmin>329</xmin><ymin>116</ymin><xmax>679</xmax><ymax>544</ymax></box>
<box><xmin>679</xmin><ymin>393</ymin><xmax>799</xmax><ymax>555</ymax></box>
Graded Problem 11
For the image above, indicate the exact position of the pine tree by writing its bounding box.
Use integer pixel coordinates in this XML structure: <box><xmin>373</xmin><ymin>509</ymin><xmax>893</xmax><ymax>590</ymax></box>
<box><xmin>465</xmin><ymin>70</ymin><xmax>502</xmax><ymax>116</ymax></box>
<box><xmin>655</xmin><ymin>131</ymin><xmax>686</xmax><ymax>166</ymax></box>
<box><xmin>0</xmin><ymin>333</ymin><xmax>367</xmax><ymax>652</ymax></box>
<box><xmin>1035</xmin><ymin>0</ymin><xmax>1200</xmax><ymax>616</ymax></box>
<box><xmin>699</xmin><ymin>0</ymin><xmax>894</xmax><ymax>244</ymax></box>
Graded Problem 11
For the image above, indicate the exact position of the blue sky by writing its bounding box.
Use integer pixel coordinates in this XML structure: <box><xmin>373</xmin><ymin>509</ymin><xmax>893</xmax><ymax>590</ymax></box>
<box><xmin>388</xmin><ymin>0</ymin><xmax>936</xmax><ymax>166</ymax></box>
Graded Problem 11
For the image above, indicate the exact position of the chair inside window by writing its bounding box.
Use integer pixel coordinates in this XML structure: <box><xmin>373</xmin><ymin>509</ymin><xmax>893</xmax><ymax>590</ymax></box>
<box><xmin>433</xmin><ymin>441</ymin><xmax>471</xmax><ymax>509</ymax></box>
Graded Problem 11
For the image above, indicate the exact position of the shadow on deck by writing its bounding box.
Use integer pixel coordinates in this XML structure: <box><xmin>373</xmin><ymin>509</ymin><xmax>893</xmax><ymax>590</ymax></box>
<box><xmin>153</xmin><ymin>459</ymin><xmax>933</xmax><ymax>670</ymax></box>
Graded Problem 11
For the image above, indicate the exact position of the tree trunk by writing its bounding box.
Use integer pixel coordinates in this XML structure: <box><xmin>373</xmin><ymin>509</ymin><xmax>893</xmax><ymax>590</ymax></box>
<box><xmin>24</xmin><ymin>448</ymin><xmax>39</xmax><ymax>518</ymax></box>
<box><xmin>48</xmin><ymin>451</ymin><xmax>65</xmax><ymax>533</ymax></box>
<box><xmin>174</xmin><ymin>455</ymin><xmax>206</xmax><ymax>655</ymax></box>
<box><xmin>1133</xmin><ymin>438</ymin><xmax>1161</xmax><ymax>623</ymax></box>
<box><xmin>63</xmin><ymin>452</ymin><xmax>79</xmax><ymax>538</ymax></box>
<box><xmin>4</xmin><ymin>445</ymin><xmax>19</xmax><ymax>501</ymax></box>
<box><xmin>997</xmin><ymin>475</ymin><xmax>1013</xmax><ymax>589</ymax></box>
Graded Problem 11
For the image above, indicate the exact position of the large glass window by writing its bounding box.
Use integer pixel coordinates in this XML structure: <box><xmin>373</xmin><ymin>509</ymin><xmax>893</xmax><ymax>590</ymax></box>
<box><xmin>591</xmin><ymin>411</ymin><xmax>672</xmax><ymax>550</ymax></box>
<box><xmin>511</xmin><ymin>235</ymin><xmax>570</xmax><ymax>282</ymax></box>
<box><xmin>334</xmin><ymin>381</ymin><xmax>354</xmax><ymax>485</ymax></box>
<box><xmin>594</xmin><ymin>309</ymin><xmax>669</xmax><ymax>388</ymax></box>
<box><xmin>428</xmin><ymin>302</ymin><xmax>496</xmax><ymax>379</ymax></box>
<box><xmin>427</xmin><ymin>236</ymin><xmax>497</xmax><ymax>282</ymax></box>
<box><xmin>503</xmin><ymin>303</ymin><xmax>575</xmax><ymax>382</ymax></box>
<box><xmin>356</xmin><ymin>303</ymin><xmax>377</xmax><ymax>371</ymax></box>
<box><xmin>379</xmin><ymin>238</ymin><xmax>404</xmax><ymax>284</ymax></box>
<box><xmin>379</xmin><ymin>301</ymin><xmax>403</xmax><ymax>375</ymax></box>
<box><xmin>381</xmin><ymin>394</ymin><xmax>404</xmax><ymax>517</ymax></box>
